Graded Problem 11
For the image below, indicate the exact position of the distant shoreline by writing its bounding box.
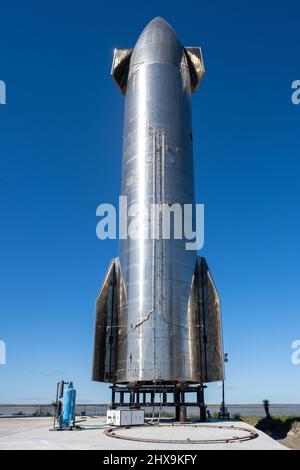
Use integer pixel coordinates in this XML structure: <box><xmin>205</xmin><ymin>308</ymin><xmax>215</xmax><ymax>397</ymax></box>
<box><xmin>1</xmin><ymin>403</ymin><xmax>300</xmax><ymax>406</ymax></box>
<box><xmin>1</xmin><ymin>403</ymin><xmax>300</xmax><ymax>418</ymax></box>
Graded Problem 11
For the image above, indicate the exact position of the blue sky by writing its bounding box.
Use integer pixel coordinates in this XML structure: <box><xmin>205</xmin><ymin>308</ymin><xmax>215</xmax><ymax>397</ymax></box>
<box><xmin>0</xmin><ymin>0</ymin><xmax>299</xmax><ymax>405</ymax></box>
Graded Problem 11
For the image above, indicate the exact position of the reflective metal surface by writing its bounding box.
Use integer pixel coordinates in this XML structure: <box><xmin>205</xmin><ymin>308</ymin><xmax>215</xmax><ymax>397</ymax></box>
<box><xmin>93</xmin><ymin>17</ymin><xmax>223</xmax><ymax>384</ymax></box>
<box><xmin>92</xmin><ymin>258</ymin><xmax>127</xmax><ymax>382</ymax></box>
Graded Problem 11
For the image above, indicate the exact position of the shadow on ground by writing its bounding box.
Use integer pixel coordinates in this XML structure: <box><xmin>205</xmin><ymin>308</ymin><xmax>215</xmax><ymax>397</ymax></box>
<box><xmin>254</xmin><ymin>417</ymin><xmax>300</xmax><ymax>440</ymax></box>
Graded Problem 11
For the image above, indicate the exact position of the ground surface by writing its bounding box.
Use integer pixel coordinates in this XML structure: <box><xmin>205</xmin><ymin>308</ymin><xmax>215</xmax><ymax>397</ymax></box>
<box><xmin>0</xmin><ymin>417</ymin><xmax>287</xmax><ymax>450</ymax></box>
<box><xmin>279</xmin><ymin>423</ymin><xmax>300</xmax><ymax>450</ymax></box>
<box><xmin>240</xmin><ymin>415</ymin><xmax>300</xmax><ymax>449</ymax></box>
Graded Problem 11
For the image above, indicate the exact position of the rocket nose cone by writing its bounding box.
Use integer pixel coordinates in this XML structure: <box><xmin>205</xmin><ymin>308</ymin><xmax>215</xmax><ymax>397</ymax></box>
<box><xmin>140</xmin><ymin>16</ymin><xmax>179</xmax><ymax>45</ymax></box>
<box><xmin>145</xmin><ymin>16</ymin><xmax>175</xmax><ymax>33</ymax></box>
<box><xmin>131</xmin><ymin>17</ymin><xmax>182</xmax><ymax>66</ymax></box>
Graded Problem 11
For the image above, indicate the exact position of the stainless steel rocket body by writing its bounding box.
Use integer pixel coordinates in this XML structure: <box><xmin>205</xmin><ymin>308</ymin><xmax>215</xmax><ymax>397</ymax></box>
<box><xmin>93</xmin><ymin>18</ymin><xmax>224</xmax><ymax>385</ymax></box>
<box><xmin>119</xmin><ymin>20</ymin><xmax>197</xmax><ymax>383</ymax></box>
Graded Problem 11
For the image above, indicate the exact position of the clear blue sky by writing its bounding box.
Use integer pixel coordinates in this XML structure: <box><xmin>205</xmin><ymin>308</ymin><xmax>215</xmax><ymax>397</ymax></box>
<box><xmin>0</xmin><ymin>0</ymin><xmax>299</xmax><ymax>404</ymax></box>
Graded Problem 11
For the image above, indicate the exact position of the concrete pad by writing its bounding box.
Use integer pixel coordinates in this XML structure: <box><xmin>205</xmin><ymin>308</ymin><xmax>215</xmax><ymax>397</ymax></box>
<box><xmin>107</xmin><ymin>422</ymin><xmax>256</xmax><ymax>443</ymax></box>
<box><xmin>0</xmin><ymin>417</ymin><xmax>287</xmax><ymax>450</ymax></box>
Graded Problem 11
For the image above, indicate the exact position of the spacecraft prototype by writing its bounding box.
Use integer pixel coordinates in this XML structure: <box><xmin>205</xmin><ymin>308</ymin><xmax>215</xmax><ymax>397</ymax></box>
<box><xmin>93</xmin><ymin>17</ymin><xmax>224</xmax><ymax>416</ymax></box>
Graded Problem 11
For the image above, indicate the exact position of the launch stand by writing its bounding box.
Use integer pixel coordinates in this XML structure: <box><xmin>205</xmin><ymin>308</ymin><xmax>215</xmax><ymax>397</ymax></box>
<box><xmin>110</xmin><ymin>384</ymin><xmax>207</xmax><ymax>422</ymax></box>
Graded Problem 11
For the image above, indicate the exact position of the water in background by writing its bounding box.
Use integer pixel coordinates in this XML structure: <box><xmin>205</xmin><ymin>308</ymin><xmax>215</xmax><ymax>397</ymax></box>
<box><xmin>0</xmin><ymin>403</ymin><xmax>300</xmax><ymax>417</ymax></box>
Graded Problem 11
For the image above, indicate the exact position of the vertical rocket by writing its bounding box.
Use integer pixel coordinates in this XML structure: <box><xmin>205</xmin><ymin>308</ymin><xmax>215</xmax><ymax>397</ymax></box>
<box><xmin>93</xmin><ymin>17</ymin><xmax>224</xmax><ymax>385</ymax></box>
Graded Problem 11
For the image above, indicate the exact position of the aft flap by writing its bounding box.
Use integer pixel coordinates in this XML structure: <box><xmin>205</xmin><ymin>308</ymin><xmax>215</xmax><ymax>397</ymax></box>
<box><xmin>92</xmin><ymin>258</ymin><xmax>125</xmax><ymax>382</ymax></box>
<box><xmin>192</xmin><ymin>257</ymin><xmax>224</xmax><ymax>382</ymax></box>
